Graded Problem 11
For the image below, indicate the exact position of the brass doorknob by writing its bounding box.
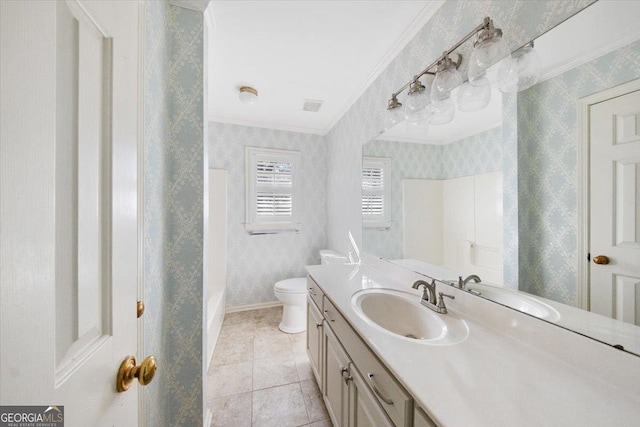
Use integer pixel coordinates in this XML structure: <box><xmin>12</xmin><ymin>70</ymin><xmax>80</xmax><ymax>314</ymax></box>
<box><xmin>117</xmin><ymin>355</ymin><xmax>157</xmax><ymax>392</ymax></box>
<box><xmin>593</xmin><ymin>255</ymin><xmax>610</xmax><ymax>265</ymax></box>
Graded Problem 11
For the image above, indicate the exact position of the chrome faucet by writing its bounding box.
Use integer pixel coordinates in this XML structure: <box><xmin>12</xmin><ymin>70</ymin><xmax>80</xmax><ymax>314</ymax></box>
<box><xmin>458</xmin><ymin>274</ymin><xmax>481</xmax><ymax>289</ymax></box>
<box><xmin>412</xmin><ymin>279</ymin><xmax>454</xmax><ymax>314</ymax></box>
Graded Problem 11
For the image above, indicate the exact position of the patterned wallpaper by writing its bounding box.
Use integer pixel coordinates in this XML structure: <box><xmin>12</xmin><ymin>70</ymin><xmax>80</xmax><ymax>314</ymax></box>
<box><xmin>363</xmin><ymin>126</ymin><xmax>502</xmax><ymax>260</ymax></box>
<box><xmin>518</xmin><ymin>39</ymin><xmax>640</xmax><ymax>305</ymax></box>
<box><xmin>143</xmin><ymin>1</ymin><xmax>170</xmax><ymax>424</ymax></box>
<box><xmin>143</xmin><ymin>3</ymin><xmax>205</xmax><ymax>426</ymax></box>
<box><xmin>325</xmin><ymin>0</ymin><xmax>593</xmax><ymax>288</ymax></box>
<box><xmin>209</xmin><ymin>122</ymin><xmax>327</xmax><ymax>307</ymax></box>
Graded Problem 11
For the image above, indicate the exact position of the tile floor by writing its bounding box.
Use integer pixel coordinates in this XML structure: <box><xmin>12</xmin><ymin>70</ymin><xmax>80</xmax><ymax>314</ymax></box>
<box><xmin>207</xmin><ymin>306</ymin><xmax>331</xmax><ymax>427</ymax></box>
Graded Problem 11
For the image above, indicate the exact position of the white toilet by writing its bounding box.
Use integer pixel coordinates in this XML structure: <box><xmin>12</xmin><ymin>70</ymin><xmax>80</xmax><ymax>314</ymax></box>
<box><xmin>274</xmin><ymin>250</ymin><xmax>348</xmax><ymax>333</ymax></box>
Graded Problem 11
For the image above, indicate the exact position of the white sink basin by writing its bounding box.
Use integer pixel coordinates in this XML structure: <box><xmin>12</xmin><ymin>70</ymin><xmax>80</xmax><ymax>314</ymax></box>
<box><xmin>351</xmin><ymin>289</ymin><xmax>468</xmax><ymax>345</ymax></box>
<box><xmin>467</xmin><ymin>284</ymin><xmax>561</xmax><ymax>322</ymax></box>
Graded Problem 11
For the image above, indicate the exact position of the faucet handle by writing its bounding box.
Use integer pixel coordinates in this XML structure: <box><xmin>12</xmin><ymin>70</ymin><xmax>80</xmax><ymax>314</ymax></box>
<box><xmin>437</xmin><ymin>292</ymin><xmax>455</xmax><ymax>313</ymax></box>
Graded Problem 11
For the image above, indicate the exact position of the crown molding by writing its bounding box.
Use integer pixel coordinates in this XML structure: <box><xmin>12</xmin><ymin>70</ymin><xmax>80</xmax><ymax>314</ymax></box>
<box><xmin>204</xmin><ymin>3</ymin><xmax>215</xmax><ymax>30</ymax></box>
<box><xmin>209</xmin><ymin>115</ymin><xmax>326</xmax><ymax>136</ymax></box>
<box><xmin>169</xmin><ymin>0</ymin><xmax>210</xmax><ymax>13</ymax></box>
<box><xmin>321</xmin><ymin>0</ymin><xmax>446</xmax><ymax>135</ymax></box>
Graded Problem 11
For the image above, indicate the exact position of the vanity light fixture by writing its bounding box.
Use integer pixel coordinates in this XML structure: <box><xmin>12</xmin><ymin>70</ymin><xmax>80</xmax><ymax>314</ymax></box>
<box><xmin>385</xmin><ymin>94</ymin><xmax>404</xmax><ymax>129</ymax></box>
<box><xmin>239</xmin><ymin>86</ymin><xmax>258</xmax><ymax>105</ymax></box>
<box><xmin>386</xmin><ymin>16</ymin><xmax>533</xmax><ymax>129</ymax></box>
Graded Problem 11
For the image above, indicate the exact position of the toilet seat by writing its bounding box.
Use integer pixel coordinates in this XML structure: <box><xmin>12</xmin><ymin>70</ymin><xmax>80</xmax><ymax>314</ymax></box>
<box><xmin>274</xmin><ymin>278</ymin><xmax>307</xmax><ymax>294</ymax></box>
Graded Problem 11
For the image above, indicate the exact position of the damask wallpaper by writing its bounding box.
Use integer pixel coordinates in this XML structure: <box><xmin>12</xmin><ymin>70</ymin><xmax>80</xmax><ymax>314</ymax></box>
<box><xmin>363</xmin><ymin>126</ymin><xmax>502</xmax><ymax>260</ymax></box>
<box><xmin>209</xmin><ymin>122</ymin><xmax>327</xmax><ymax>307</ymax></box>
<box><xmin>325</xmin><ymin>0</ymin><xmax>593</xmax><ymax>288</ymax></box>
<box><xmin>143</xmin><ymin>3</ymin><xmax>205</xmax><ymax>426</ymax></box>
<box><xmin>518</xmin><ymin>39</ymin><xmax>640</xmax><ymax>305</ymax></box>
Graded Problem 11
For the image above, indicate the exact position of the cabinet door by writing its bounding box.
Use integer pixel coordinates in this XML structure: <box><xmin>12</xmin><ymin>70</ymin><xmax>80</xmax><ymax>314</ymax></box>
<box><xmin>323</xmin><ymin>324</ymin><xmax>350</xmax><ymax>427</ymax></box>
<box><xmin>307</xmin><ymin>297</ymin><xmax>323</xmax><ymax>386</ymax></box>
<box><xmin>349</xmin><ymin>364</ymin><xmax>394</xmax><ymax>427</ymax></box>
<box><xmin>414</xmin><ymin>407</ymin><xmax>437</xmax><ymax>427</ymax></box>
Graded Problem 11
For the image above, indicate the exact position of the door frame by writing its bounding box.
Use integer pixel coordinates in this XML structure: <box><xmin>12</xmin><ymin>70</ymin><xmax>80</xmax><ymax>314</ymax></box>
<box><xmin>576</xmin><ymin>78</ymin><xmax>640</xmax><ymax>310</ymax></box>
<box><xmin>136</xmin><ymin>1</ymin><xmax>146</xmax><ymax>426</ymax></box>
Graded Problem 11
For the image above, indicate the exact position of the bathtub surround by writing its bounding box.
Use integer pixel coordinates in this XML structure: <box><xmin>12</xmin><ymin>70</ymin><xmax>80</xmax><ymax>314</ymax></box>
<box><xmin>518</xmin><ymin>39</ymin><xmax>640</xmax><ymax>306</ymax></box>
<box><xmin>143</xmin><ymin>2</ymin><xmax>206</xmax><ymax>426</ymax></box>
<box><xmin>209</xmin><ymin>123</ymin><xmax>327</xmax><ymax>308</ymax></box>
<box><xmin>363</xmin><ymin>127</ymin><xmax>503</xmax><ymax>260</ymax></box>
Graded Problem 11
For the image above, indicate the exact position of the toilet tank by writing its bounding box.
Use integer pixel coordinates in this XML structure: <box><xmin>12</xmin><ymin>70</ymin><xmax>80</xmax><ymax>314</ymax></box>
<box><xmin>319</xmin><ymin>249</ymin><xmax>348</xmax><ymax>265</ymax></box>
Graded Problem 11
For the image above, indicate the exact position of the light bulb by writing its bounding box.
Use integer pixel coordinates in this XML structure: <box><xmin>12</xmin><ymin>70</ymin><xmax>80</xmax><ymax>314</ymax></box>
<box><xmin>499</xmin><ymin>42</ymin><xmax>540</xmax><ymax>93</ymax></box>
<box><xmin>431</xmin><ymin>56</ymin><xmax>463</xmax><ymax>103</ymax></box>
<box><xmin>457</xmin><ymin>78</ymin><xmax>491</xmax><ymax>112</ymax></box>
<box><xmin>468</xmin><ymin>21</ymin><xmax>513</xmax><ymax>86</ymax></box>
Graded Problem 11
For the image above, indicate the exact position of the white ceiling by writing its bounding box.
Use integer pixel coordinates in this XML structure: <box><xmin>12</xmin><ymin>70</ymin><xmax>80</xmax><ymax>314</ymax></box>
<box><xmin>207</xmin><ymin>1</ymin><xmax>444</xmax><ymax>135</ymax></box>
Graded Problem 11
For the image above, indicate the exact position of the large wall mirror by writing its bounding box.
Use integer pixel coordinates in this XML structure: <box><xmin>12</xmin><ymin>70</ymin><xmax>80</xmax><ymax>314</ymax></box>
<box><xmin>363</xmin><ymin>1</ymin><xmax>640</xmax><ymax>356</ymax></box>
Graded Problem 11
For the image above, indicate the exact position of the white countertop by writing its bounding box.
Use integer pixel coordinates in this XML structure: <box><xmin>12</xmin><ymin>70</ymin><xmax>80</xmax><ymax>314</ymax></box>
<box><xmin>306</xmin><ymin>259</ymin><xmax>640</xmax><ymax>427</ymax></box>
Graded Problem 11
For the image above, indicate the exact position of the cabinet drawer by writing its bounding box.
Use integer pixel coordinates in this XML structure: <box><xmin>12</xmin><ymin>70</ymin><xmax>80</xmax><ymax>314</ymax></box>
<box><xmin>323</xmin><ymin>297</ymin><xmax>413</xmax><ymax>427</ymax></box>
<box><xmin>307</xmin><ymin>276</ymin><xmax>324</xmax><ymax>310</ymax></box>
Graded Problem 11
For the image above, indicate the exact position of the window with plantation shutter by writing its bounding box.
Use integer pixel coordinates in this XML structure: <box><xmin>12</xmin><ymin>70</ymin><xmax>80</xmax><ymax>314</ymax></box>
<box><xmin>246</xmin><ymin>147</ymin><xmax>301</xmax><ymax>233</ymax></box>
<box><xmin>362</xmin><ymin>157</ymin><xmax>391</xmax><ymax>228</ymax></box>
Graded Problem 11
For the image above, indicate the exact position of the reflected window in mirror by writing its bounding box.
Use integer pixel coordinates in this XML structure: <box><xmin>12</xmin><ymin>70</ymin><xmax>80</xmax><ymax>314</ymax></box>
<box><xmin>362</xmin><ymin>156</ymin><xmax>391</xmax><ymax>229</ymax></box>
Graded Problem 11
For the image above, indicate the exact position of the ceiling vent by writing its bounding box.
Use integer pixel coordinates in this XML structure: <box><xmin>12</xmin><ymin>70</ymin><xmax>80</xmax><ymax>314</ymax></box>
<box><xmin>302</xmin><ymin>99</ymin><xmax>324</xmax><ymax>112</ymax></box>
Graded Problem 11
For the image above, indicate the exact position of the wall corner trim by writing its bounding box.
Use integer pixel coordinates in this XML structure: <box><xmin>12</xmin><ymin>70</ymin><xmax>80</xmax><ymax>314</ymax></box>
<box><xmin>169</xmin><ymin>0</ymin><xmax>210</xmax><ymax>13</ymax></box>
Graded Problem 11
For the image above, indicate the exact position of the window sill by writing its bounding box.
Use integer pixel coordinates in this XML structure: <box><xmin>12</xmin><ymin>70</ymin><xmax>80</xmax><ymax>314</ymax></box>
<box><xmin>245</xmin><ymin>222</ymin><xmax>301</xmax><ymax>235</ymax></box>
<box><xmin>363</xmin><ymin>221</ymin><xmax>392</xmax><ymax>230</ymax></box>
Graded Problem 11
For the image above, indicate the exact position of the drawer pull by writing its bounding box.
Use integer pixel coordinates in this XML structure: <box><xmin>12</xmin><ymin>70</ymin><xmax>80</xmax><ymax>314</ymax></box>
<box><xmin>316</xmin><ymin>320</ymin><xmax>323</xmax><ymax>329</ymax></box>
<box><xmin>324</xmin><ymin>310</ymin><xmax>335</xmax><ymax>322</ymax></box>
<box><xmin>308</xmin><ymin>287</ymin><xmax>317</xmax><ymax>296</ymax></box>
<box><xmin>367</xmin><ymin>373</ymin><xmax>394</xmax><ymax>405</ymax></box>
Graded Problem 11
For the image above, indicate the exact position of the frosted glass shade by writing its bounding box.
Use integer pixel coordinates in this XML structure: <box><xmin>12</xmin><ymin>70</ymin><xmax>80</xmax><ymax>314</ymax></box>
<box><xmin>385</xmin><ymin>105</ymin><xmax>405</xmax><ymax>129</ymax></box>
<box><xmin>429</xmin><ymin>98</ymin><xmax>455</xmax><ymax>125</ymax></box>
<box><xmin>406</xmin><ymin>89</ymin><xmax>430</xmax><ymax>116</ymax></box>
<box><xmin>499</xmin><ymin>43</ymin><xmax>540</xmax><ymax>93</ymax></box>
<box><xmin>468</xmin><ymin>35</ymin><xmax>513</xmax><ymax>86</ymax></box>
<box><xmin>431</xmin><ymin>66</ymin><xmax>462</xmax><ymax>103</ymax></box>
<box><xmin>457</xmin><ymin>79</ymin><xmax>491</xmax><ymax>112</ymax></box>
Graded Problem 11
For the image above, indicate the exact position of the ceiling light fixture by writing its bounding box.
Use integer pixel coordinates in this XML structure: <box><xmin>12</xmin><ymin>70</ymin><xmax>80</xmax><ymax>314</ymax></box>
<box><xmin>385</xmin><ymin>17</ymin><xmax>534</xmax><ymax>130</ymax></box>
<box><xmin>239</xmin><ymin>86</ymin><xmax>258</xmax><ymax>105</ymax></box>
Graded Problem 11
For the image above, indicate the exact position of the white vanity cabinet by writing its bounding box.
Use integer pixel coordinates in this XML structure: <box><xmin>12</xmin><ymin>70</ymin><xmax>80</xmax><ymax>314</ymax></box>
<box><xmin>306</xmin><ymin>293</ymin><xmax>323</xmax><ymax>385</ymax></box>
<box><xmin>323</xmin><ymin>324</ymin><xmax>351</xmax><ymax>426</ymax></box>
<box><xmin>306</xmin><ymin>276</ymin><xmax>420</xmax><ymax>427</ymax></box>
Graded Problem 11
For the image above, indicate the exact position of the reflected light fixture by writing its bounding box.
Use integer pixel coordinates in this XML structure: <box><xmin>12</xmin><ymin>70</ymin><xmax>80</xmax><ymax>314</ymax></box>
<box><xmin>499</xmin><ymin>41</ymin><xmax>540</xmax><ymax>93</ymax></box>
<box><xmin>239</xmin><ymin>86</ymin><xmax>258</xmax><ymax>105</ymax></box>
<box><xmin>457</xmin><ymin>77</ymin><xmax>491</xmax><ymax>112</ymax></box>
<box><xmin>468</xmin><ymin>19</ymin><xmax>513</xmax><ymax>86</ymax></box>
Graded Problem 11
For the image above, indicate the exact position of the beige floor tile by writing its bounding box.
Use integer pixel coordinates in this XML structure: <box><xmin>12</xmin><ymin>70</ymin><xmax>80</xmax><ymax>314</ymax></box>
<box><xmin>253</xmin><ymin>354</ymin><xmax>299</xmax><ymax>390</ymax></box>
<box><xmin>252</xmin><ymin>383</ymin><xmax>310</xmax><ymax>427</ymax></box>
<box><xmin>253</xmin><ymin>329</ymin><xmax>292</xmax><ymax>360</ymax></box>
<box><xmin>209</xmin><ymin>392</ymin><xmax>252</xmax><ymax>427</ymax></box>
<box><xmin>293</xmin><ymin>352</ymin><xmax>315</xmax><ymax>382</ymax></box>
<box><xmin>300</xmin><ymin>379</ymin><xmax>329</xmax><ymax>423</ymax></box>
<box><xmin>254</xmin><ymin>306</ymin><xmax>283</xmax><ymax>328</ymax></box>
<box><xmin>301</xmin><ymin>420</ymin><xmax>332</xmax><ymax>427</ymax></box>
<box><xmin>210</xmin><ymin>333</ymin><xmax>254</xmax><ymax>367</ymax></box>
<box><xmin>219</xmin><ymin>321</ymin><xmax>256</xmax><ymax>341</ymax></box>
<box><xmin>207</xmin><ymin>361</ymin><xmax>253</xmax><ymax>399</ymax></box>
<box><xmin>288</xmin><ymin>331</ymin><xmax>308</xmax><ymax>355</ymax></box>
<box><xmin>223</xmin><ymin>310</ymin><xmax>256</xmax><ymax>326</ymax></box>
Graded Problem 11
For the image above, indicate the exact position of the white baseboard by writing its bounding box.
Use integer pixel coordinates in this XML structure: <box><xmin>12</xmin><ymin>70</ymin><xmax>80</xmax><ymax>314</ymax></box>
<box><xmin>205</xmin><ymin>408</ymin><xmax>212</xmax><ymax>427</ymax></box>
<box><xmin>226</xmin><ymin>301</ymin><xmax>282</xmax><ymax>313</ymax></box>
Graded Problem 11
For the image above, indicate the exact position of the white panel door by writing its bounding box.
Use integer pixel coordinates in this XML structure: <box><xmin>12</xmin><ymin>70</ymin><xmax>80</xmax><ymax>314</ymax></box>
<box><xmin>0</xmin><ymin>1</ymin><xmax>140</xmax><ymax>425</ymax></box>
<box><xmin>590</xmin><ymin>89</ymin><xmax>640</xmax><ymax>326</ymax></box>
<box><xmin>402</xmin><ymin>179</ymin><xmax>443</xmax><ymax>264</ymax></box>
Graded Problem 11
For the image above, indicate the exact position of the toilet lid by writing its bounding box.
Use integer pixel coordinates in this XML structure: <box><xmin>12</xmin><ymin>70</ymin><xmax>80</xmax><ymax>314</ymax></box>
<box><xmin>274</xmin><ymin>278</ymin><xmax>307</xmax><ymax>294</ymax></box>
